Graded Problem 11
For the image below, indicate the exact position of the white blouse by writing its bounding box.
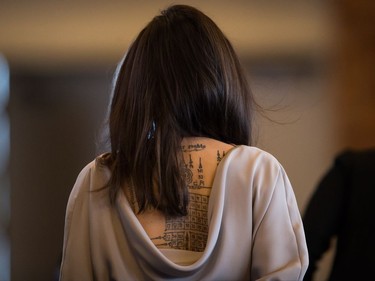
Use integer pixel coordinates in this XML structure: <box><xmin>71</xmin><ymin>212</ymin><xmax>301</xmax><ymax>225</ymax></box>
<box><xmin>60</xmin><ymin>145</ymin><xmax>308</xmax><ymax>281</ymax></box>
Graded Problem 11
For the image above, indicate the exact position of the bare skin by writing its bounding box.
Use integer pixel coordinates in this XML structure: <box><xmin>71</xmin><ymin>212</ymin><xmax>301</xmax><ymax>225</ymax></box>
<box><xmin>126</xmin><ymin>137</ymin><xmax>235</xmax><ymax>252</ymax></box>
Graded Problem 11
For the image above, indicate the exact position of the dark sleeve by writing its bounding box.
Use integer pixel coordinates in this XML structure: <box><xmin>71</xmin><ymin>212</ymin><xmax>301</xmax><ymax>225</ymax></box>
<box><xmin>302</xmin><ymin>153</ymin><xmax>348</xmax><ymax>281</ymax></box>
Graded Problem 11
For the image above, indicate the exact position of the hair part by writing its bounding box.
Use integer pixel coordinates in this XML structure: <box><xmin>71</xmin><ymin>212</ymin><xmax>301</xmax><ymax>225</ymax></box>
<box><xmin>104</xmin><ymin>4</ymin><xmax>256</xmax><ymax>216</ymax></box>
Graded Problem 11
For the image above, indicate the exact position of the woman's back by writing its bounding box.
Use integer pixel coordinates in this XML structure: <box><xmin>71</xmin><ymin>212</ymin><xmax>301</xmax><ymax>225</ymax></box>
<box><xmin>59</xmin><ymin>142</ymin><xmax>308</xmax><ymax>280</ymax></box>
<box><xmin>126</xmin><ymin>137</ymin><xmax>235</xmax><ymax>252</ymax></box>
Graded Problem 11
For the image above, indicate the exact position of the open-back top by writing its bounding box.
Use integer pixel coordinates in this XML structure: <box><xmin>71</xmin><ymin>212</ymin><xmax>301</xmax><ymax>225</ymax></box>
<box><xmin>59</xmin><ymin>141</ymin><xmax>308</xmax><ymax>281</ymax></box>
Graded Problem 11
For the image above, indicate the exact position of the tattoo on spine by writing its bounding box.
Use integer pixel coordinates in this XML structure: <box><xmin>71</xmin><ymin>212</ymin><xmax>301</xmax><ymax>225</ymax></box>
<box><xmin>181</xmin><ymin>143</ymin><xmax>206</xmax><ymax>152</ymax></box>
<box><xmin>148</xmin><ymin>143</ymin><xmax>231</xmax><ymax>252</ymax></box>
<box><xmin>151</xmin><ymin>193</ymin><xmax>209</xmax><ymax>252</ymax></box>
<box><xmin>183</xmin><ymin>154</ymin><xmax>207</xmax><ymax>189</ymax></box>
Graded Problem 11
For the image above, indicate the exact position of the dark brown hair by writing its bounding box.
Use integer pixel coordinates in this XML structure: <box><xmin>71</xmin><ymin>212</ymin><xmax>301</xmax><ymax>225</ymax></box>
<box><xmin>104</xmin><ymin>4</ymin><xmax>256</xmax><ymax>216</ymax></box>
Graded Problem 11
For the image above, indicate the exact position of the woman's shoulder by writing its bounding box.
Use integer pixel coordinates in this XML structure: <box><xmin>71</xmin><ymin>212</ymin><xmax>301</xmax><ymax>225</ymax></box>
<box><xmin>220</xmin><ymin>145</ymin><xmax>286</xmax><ymax>187</ymax></box>
<box><xmin>70</xmin><ymin>153</ymin><xmax>112</xmax><ymax>194</ymax></box>
<box><xmin>227</xmin><ymin>145</ymin><xmax>282</xmax><ymax>169</ymax></box>
<box><xmin>76</xmin><ymin>153</ymin><xmax>111</xmax><ymax>175</ymax></box>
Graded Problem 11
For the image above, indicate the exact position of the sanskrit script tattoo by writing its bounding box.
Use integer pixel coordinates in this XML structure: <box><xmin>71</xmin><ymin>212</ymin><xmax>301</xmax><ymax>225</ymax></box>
<box><xmin>150</xmin><ymin>144</ymin><xmax>230</xmax><ymax>252</ymax></box>
<box><xmin>182</xmin><ymin>155</ymin><xmax>206</xmax><ymax>188</ymax></box>
<box><xmin>181</xmin><ymin>143</ymin><xmax>206</xmax><ymax>152</ymax></box>
<box><xmin>151</xmin><ymin>193</ymin><xmax>209</xmax><ymax>252</ymax></box>
<box><xmin>151</xmin><ymin>146</ymin><xmax>212</xmax><ymax>251</ymax></box>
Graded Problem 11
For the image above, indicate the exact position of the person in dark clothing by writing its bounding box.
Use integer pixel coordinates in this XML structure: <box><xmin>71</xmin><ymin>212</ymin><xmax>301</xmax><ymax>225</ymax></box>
<box><xmin>303</xmin><ymin>148</ymin><xmax>375</xmax><ymax>281</ymax></box>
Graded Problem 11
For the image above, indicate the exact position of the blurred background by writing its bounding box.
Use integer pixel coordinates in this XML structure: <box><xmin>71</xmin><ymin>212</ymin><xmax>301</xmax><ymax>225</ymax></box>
<box><xmin>0</xmin><ymin>1</ymin><xmax>374</xmax><ymax>280</ymax></box>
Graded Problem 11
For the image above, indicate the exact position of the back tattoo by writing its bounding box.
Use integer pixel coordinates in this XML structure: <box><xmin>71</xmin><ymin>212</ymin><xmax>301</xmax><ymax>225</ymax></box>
<box><xmin>149</xmin><ymin>144</ymin><xmax>227</xmax><ymax>252</ymax></box>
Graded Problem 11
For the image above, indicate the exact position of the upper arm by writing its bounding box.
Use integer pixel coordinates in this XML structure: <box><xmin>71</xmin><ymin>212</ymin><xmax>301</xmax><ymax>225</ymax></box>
<box><xmin>251</xmin><ymin>165</ymin><xmax>308</xmax><ymax>281</ymax></box>
<box><xmin>59</xmin><ymin>165</ymin><xmax>94</xmax><ymax>281</ymax></box>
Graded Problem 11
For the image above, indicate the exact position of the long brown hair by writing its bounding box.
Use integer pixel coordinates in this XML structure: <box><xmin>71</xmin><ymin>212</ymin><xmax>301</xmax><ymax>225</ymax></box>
<box><xmin>104</xmin><ymin>4</ymin><xmax>256</xmax><ymax>216</ymax></box>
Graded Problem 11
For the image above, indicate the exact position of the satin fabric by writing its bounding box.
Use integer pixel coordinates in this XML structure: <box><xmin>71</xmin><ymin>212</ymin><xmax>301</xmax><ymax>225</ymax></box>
<box><xmin>59</xmin><ymin>145</ymin><xmax>308</xmax><ymax>281</ymax></box>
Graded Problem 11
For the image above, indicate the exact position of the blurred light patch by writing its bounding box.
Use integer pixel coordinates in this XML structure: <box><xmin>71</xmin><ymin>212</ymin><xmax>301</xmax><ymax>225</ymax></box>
<box><xmin>0</xmin><ymin>54</ymin><xmax>10</xmax><ymax>281</ymax></box>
